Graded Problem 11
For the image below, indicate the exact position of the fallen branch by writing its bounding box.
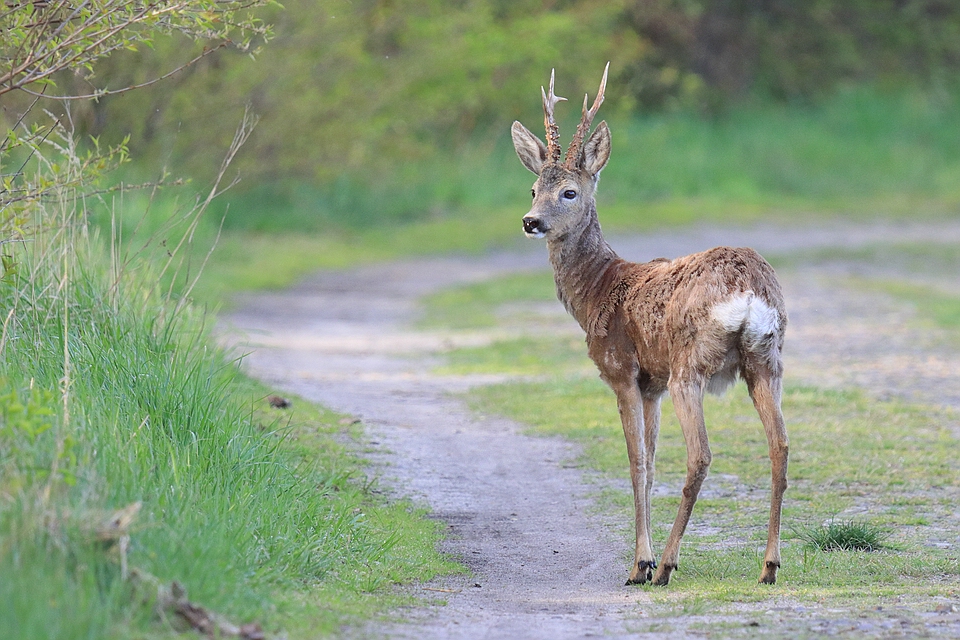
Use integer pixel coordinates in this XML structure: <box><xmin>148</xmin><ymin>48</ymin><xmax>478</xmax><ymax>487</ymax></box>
<box><xmin>131</xmin><ymin>570</ymin><xmax>266</xmax><ymax>639</ymax></box>
<box><xmin>76</xmin><ymin>501</ymin><xmax>268</xmax><ymax>638</ymax></box>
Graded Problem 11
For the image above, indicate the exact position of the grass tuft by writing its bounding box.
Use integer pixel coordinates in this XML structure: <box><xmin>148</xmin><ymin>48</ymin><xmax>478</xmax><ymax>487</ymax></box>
<box><xmin>793</xmin><ymin>520</ymin><xmax>891</xmax><ymax>552</ymax></box>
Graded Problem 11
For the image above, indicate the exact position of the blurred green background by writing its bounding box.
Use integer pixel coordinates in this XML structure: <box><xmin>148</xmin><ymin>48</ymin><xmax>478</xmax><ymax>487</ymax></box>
<box><xmin>7</xmin><ymin>0</ymin><xmax>960</xmax><ymax>298</ymax></box>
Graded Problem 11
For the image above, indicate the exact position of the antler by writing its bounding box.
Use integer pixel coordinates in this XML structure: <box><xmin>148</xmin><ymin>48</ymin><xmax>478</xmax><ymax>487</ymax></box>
<box><xmin>564</xmin><ymin>62</ymin><xmax>609</xmax><ymax>169</ymax></box>
<box><xmin>541</xmin><ymin>68</ymin><xmax>567</xmax><ymax>164</ymax></box>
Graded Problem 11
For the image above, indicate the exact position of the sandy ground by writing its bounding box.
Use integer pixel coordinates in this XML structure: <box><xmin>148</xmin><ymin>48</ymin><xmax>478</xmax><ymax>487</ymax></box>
<box><xmin>218</xmin><ymin>219</ymin><xmax>960</xmax><ymax>639</ymax></box>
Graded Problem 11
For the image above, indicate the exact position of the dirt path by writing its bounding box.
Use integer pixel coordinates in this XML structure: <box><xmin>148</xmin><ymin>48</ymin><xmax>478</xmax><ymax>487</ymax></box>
<box><xmin>218</xmin><ymin>219</ymin><xmax>960</xmax><ymax>639</ymax></box>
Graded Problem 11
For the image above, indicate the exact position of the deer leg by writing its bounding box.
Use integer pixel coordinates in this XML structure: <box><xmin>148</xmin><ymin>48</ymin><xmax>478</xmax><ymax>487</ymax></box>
<box><xmin>747</xmin><ymin>369</ymin><xmax>789</xmax><ymax>585</ymax></box>
<box><xmin>615</xmin><ymin>383</ymin><xmax>657</xmax><ymax>585</ymax></box>
<box><xmin>654</xmin><ymin>378</ymin><xmax>710</xmax><ymax>586</ymax></box>
<box><xmin>641</xmin><ymin>395</ymin><xmax>662</xmax><ymax>567</ymax></box>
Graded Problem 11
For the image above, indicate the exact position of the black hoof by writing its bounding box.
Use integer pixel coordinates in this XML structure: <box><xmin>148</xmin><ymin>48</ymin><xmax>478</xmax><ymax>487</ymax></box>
<box><xmin>625</xmin><ymin>560</ymin><xmax>658</xmax><ymax>585</ymax></box>
<box><xmin>652</xmin><ymin>563</ymin><xmax>677</xmax><ymax>587</ymax></box>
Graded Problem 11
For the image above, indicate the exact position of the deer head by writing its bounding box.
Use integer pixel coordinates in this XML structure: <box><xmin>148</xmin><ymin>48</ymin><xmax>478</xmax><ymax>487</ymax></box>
<box><xmin>511</xmin><ymin>64</ymin><xmax>611</xmax><ymax>239</ymax></box>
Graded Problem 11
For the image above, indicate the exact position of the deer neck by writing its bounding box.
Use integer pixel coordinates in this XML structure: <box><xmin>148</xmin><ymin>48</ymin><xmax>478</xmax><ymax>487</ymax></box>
<box><xmin>546</xmin><ymin>207</ymin><xmax>621</xmax><ymax>332</ymax></box>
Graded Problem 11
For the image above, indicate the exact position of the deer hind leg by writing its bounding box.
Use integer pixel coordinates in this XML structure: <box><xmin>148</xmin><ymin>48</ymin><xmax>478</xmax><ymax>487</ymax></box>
<box><xmin>654</xmin><ymin>378</ymin><xmax>711</xmax><ymax>586</ymax></box>
<box><xmin>746</xmin><ymin>365</ymin><xmax>789</xmax><ymax>585</ymax></box>
<box><xmin>614</xmin><ymin>382</ymin><xmax>658</xmax><ymax>585</ymax></box>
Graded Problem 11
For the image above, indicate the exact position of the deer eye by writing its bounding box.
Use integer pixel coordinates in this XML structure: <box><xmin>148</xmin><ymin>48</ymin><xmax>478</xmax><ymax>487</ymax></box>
<box><xmin>563</xmin><ymin>190</ymin><xmax>577</xmax><ymax>200</ymax></box>
<box><xmin>531</xmin><ymin>189</ymin><xmax>536</xmax><ymax>199</ymax></box>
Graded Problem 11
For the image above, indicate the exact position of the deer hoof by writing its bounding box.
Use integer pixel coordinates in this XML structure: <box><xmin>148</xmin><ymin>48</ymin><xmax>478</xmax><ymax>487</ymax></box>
<box><xmin>759</xmin><ymin>560</ymin><xmax>780</xmax><ymax>585</ymax></box>
<box><xmin>625</xmin><ymin>560</ymin><xmax>657</xmax><ymax>585</ymax></box>
<box><xmin>652</xmin><ymin>563</ymin><xmax>676</xmax><ymax>586</ymax></box>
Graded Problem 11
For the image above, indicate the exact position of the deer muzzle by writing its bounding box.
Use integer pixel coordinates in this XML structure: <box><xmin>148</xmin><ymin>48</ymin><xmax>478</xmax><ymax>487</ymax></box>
<box><xmin>522</xmin><ymin>215</ymin><xmax>546</xmax><ymax>238</ymax></box>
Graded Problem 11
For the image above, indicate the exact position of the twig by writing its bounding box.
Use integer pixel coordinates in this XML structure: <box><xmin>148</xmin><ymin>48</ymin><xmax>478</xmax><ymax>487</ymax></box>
<box><xmin>0</xmin><ymin>115</ymin><xmax>59</xmax><ymax>200</ymax></box>
<box><xmin>160</xmin><ymin>104</ymin><xmax>257</xmax><ymax>307</ymax></box>
<box><xmin>0</xmin><ymin>85</ymin><xmax>45</xmax><ymax>154</ymax></box>
<box><xmin>0</xmin><ymin>307</ymin><xmax>15</xmax><ymax>357</ymax></box>
<box><xmin>17</xmin><ymin>43</ymin><xmax>227</xmax><ymax>101</ymax></box>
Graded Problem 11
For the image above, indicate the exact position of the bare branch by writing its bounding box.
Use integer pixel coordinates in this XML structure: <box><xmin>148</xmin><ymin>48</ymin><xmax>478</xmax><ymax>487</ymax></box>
<box><xmin>0</xmin><ymin>85</ymin><xmax>45</xmax><ymax>154</ymax></box>
<box><xmin>18</xmin><ymin>43</ymin><xmax>226</xmax><ymax>100</ymax></box>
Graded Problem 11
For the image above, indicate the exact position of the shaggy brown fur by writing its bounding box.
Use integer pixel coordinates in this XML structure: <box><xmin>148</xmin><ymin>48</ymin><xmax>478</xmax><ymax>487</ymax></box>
<box><xmin>511</xmin><ymin>68</ymin><xmax>789</xmax><ymax>586</ymax></box>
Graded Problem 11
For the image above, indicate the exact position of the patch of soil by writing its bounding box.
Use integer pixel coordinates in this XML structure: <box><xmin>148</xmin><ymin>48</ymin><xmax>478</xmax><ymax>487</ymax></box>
<box><xmin>219</xmin><ymin>219</ymin><xmax>960</xmax><ymax>639</ymax></box>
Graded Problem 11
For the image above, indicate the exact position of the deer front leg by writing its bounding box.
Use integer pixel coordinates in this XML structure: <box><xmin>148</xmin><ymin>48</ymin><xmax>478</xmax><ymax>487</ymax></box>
<box><xmin>641</xmin><ymin>394</ymin><xmax>662</xmax><ymax>570</ymax></box>
<box><xmin>654</xmin><ymin>378</ymin><xmax>711</xmax><ymax>586</ymax></box>
<box><xmin>614</xmin><ymin>383</ymin><xmax>657</xmax><ymax>585</ymax></box>
<box><xmin>747</xmin><ymin>370</ymin><xmax>789</xmax><ymax>585</ymax></box>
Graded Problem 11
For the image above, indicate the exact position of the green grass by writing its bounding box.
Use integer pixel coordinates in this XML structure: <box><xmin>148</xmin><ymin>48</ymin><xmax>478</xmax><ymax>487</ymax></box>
<box><xmin>0</xmin><ymin>229</ymin><xmax>458</xmax><ymax>638</ymax></box>
<box><xmin>770</xmin><ymin>241</ymin><xmax>960</xmax><ymax>332</ymax></box>
<box><xmin>865</xmin><ymin>279</ymin><xmax>960</xmax><ymax>330</ymax></box>
<box><xmin>438</xmin><ymin>336</ymin><xmax>592</xmax><ymax>376</ymax></box>
<box><xmin>793</xmin><ymin>520</ymin><xmax>892</xmax><ymax>552</ymax></box>
<box><xmin>775</xmin><ymin>241</ymin><xmax>960</xmax><ymax>274</ymax></box>
<box><xmin>192</xmin><ymin>210</ymin><xmax>532</xmax><ymax>305</ymax></box>
<box><xmin>597</xmin><ymin>88</ymin><xmax>960</xmax><ymax>212</ymax></box>
<box><xmin>96</xmin><ymin>188</ymin><xmax>531</xmax><ymax>306</ymax></box>
<box><xmin>417</xmin><ymin>270</ymin><xmax>557</xmax><ymax>330</ymax></box>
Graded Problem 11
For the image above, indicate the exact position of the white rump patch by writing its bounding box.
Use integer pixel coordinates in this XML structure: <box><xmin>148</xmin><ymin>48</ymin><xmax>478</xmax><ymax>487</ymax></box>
<box><xmin>712</xmin><ymin>293</ymin><xmax>755</xmax><ymax>332</ymax></box>
<box><xmin>711</xmin><ymin>292</ymin><xmax>780</xmax><ymax>349</ymax></box>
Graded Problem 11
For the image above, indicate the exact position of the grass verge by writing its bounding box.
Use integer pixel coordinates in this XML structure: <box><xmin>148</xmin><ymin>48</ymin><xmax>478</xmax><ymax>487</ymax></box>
<box><xmin>770</xmin><ymin>241</ymin><xmax>960</xmax><ymax>333</ymax></box>
<box><xmin>1</xmin><ymin>225</ymin><xmax>457</xmax><ymax>638</ymax></box>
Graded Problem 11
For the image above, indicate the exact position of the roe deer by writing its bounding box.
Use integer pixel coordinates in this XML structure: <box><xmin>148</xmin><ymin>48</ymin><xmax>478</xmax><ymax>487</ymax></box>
<box><xmin>511</xmin><ymin>64</ymin><xmax>788</xmax><ymax>586</ymax></box>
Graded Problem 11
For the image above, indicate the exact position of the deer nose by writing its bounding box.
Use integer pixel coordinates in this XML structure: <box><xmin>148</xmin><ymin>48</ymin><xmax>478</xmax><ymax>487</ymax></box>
<box><xmin>522</xmin><ymin>216</ymin><xmax>542</xmax><ymax>235</ymax></box>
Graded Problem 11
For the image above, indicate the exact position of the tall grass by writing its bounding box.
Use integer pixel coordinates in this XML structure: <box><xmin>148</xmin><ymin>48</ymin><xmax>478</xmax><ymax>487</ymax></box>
<box><xmin>0</xmin><ymin>147</ymin><xmax>454</xmax><ymax>637</ymax></box>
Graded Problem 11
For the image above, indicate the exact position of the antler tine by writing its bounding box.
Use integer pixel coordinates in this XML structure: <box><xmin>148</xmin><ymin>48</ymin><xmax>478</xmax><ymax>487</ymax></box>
<box><xmin>564</xmin><ymin>62</ymin><xmax>610</xmax><ymax>168</ymax></box>
<box><xmin>542</xmin><ymin>68</ymin><xmax>567</xmax><ymax>164</ymax></box>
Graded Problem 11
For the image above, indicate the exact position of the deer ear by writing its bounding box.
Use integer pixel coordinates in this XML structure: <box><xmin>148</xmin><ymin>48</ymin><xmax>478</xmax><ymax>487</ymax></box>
<box><xmin>511</xmin><ymin>121</ymin><xmax>547</xmax><ymax>175</ymax></box>
<box><xmin>582</xmin><ymin>121</ymin><xmax>611</xmax><ymax>176</ymax></box>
